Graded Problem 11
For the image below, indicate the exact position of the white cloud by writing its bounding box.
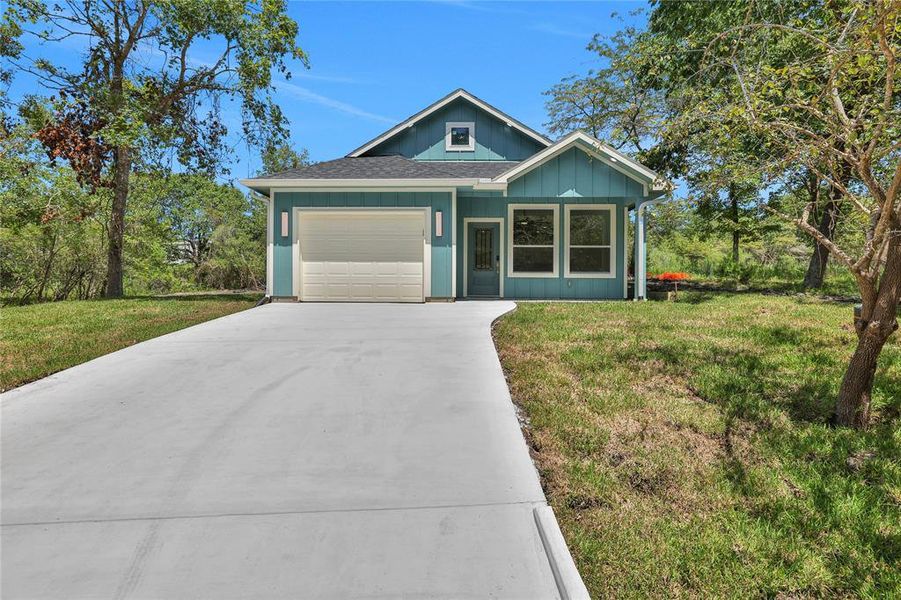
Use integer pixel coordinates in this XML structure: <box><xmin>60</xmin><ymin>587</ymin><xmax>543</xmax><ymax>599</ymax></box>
<box><xmin>530</xmin><ymin>23</ymin><xmax>592</xmax><ymax>40</ymax></box>
<box><xmin>292</xmin><ymin>71</ymin><xmax>363</xmax><ymax>84</ymax></box>
<box><xmin>273</xmin><ymin>80</ymin><xmax>396</xmax><ymax>124</ymax></box>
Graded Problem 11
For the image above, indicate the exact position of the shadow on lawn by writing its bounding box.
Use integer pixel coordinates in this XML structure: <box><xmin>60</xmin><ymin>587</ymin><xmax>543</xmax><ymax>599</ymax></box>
<box><xmin>679</xmin><ymin>337</ymin><xmax>901</xmax><ymax>591</ymax></box>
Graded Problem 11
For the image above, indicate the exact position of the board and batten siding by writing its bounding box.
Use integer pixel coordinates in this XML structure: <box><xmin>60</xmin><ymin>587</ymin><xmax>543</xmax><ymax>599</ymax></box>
<box><xmin>452</xmin><ymin>146</ymin><xmax>642</xmax><ymax>299</ymax></box>
<box><xmin>365</xmin><ymin>98</ymin><xmax>545</xmax><ymax>161</ymax></box>
<box><xmin>456</xmin><ymin>196</ymin><xmax>631</xmax><ymax>300</ymax></box>
<box><xmin>507</xmin><ymin>147</ymin><xmax>646</xmax><ymax>198</ymax></box>
<box><xmin>271</xmin><ymin>191</ymin><xmax>453</xmax><ymax>298</ymax></box>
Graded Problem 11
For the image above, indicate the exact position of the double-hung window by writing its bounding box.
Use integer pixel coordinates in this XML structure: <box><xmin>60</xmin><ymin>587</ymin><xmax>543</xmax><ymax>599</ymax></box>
<box><xmin>508</xmin><ymin>204</ymin><xmax>559</xmax><ymax>277</ymax></box>
<box><xmin>564</xmin><ymin>204</ymin><xmax>615</xmax><ymax>278</ymax></box>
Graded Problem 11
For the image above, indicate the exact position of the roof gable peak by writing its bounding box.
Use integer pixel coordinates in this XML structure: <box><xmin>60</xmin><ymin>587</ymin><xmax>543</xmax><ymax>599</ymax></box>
<box><xmin>347</xmin><ymin>89</ymin><xmax>552</xmax><ymax>158</ymax></box>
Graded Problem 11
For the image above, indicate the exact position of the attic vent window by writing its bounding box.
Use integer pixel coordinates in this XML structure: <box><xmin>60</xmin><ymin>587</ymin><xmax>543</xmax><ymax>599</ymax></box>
<box><xmin>446</xmin><ymin>121</ymin><xmax>475</xmax><ymax>151</ymax></box>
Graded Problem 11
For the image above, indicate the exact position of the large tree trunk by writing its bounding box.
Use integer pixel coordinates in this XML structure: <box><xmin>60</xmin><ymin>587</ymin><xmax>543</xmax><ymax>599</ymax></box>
<box><xmin>803</xmin><ymin>194</ymin><xmax>841</xmax><ymax>289</ymax></box>
<box><xmin>834</xmin><ymin>219</ymin><xmax>900</xmax><ymax>429</ymax></box>
<box><xmin>104</xmin><ymin>146</ymin><xmax>130</xmax><ymax>298</ymax></box>
<box><xmin>804</xmin><ymin>167</ymin><xmax>847</xmax><ymax>289</ymax></box>
<box><xmin>729</xmin><ymin>184</ymin><xmax>739</xmax><ymax>263</ymax></box>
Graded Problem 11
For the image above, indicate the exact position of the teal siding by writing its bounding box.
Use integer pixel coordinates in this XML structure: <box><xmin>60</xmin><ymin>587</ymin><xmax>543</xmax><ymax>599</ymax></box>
<box><xmin>365</xmin><ymin>98</ymin><xmax>546</xmax><ymax>161</ymax></box>
<box><xmin>272</xmin><ymin>191</ymin><xmax>453</xmax><ymax>298</ymax></box>
<box><xmin>453</xmin><ymin>146</ymin><xmax>644</xmax><ymax>299</ymax></box>
<box><xmin>456</xmin><ymin>196</ymin><xmax>631</xmax><ymax>300</ymax></box>
<box><xmin>507</xmin><ymin>147</ymin><xmax>645</xmax><ymax>198</ymax></box>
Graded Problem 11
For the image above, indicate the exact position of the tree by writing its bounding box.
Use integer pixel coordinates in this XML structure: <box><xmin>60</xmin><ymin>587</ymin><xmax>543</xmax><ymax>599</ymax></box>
<box><xmin>544</xmin><ymin>9</ymin><xmax>767</xmax><ymax>268</ymax></box>
<box><xmin>3</xmin><ymin>0</ymin><xmax>307</xmax><ymax>297</ymax></box>
<box><xmin>261</xmin><ymin>140</ymin><xmax>310</xmax><ymax>174</ymax></box>
<box><xmin>544</xmin><ymin>13</ymin><xmax>663</xmax><ymax>153</ymax></box>
<box><xmin>677</xmin><ymin>0</ymin><xmax>900</xmax><ymax>428</ymax></box>
<box><xmin>803</xmin><ymin>163</ymin><xmax>850</xmax><ymax>289</ymax></box>
<box><xmin>1</xmin><ymin>103</ymin><xmax>108</xmax><ymax>302</ymax></box>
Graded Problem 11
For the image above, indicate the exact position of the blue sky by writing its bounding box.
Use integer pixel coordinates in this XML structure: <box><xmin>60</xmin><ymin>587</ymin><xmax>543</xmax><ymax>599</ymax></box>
<box><xmin>8</xmin><ymin>1</ymin><xmax>650</xmax><ymax>183</ymax></box>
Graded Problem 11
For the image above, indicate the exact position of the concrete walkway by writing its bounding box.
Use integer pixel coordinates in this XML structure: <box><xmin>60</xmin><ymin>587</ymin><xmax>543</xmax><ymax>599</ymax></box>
<box><xmin>1</xmin><ymin>302</ymin><xmax>575</xmax><ymax>599</ymax></box>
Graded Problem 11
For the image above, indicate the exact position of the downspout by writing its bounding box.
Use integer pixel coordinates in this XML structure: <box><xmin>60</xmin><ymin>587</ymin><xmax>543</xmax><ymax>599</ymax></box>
<box><xmin>634</xmin><ymin>198</ymin><xmax>664</xmax><ymax>301</ymax></box>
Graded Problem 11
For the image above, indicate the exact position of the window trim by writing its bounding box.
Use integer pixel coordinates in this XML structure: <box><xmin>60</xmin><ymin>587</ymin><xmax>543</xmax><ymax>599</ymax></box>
<box><xmin>564</xmin><ymin>203</ymin><xmax>617</xmax><ymax>279</ymax></box>
<box><xmin>445</xmin><ymin>121</ymin><xmax>475</xmax><ymax>151</ymax></box>
<box><xmin>507</xmin><ymin>203</ymin><xmax>559</xmax><ymax>278</ymax></box>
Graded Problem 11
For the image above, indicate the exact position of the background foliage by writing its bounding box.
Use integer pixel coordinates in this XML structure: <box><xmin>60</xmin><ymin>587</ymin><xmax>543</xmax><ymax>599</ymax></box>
<box><xmin>0</xmin><ymin>109</ymin><xmax>271</xmax><ymax>304</ymax></box>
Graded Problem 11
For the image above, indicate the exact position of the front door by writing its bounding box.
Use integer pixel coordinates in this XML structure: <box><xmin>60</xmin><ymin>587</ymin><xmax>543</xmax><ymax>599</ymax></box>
<box><xmin>467</xmin><ymin>222</ymin><xmax>500</xmax><ymax>297</ymax></box>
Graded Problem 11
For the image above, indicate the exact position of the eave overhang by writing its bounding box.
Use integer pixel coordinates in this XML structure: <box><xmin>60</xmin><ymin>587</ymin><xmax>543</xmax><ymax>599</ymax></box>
<box><xmin>238</xmin><ymin>177</ymin><xmax>507</xmax><ymax>196</ymax></box>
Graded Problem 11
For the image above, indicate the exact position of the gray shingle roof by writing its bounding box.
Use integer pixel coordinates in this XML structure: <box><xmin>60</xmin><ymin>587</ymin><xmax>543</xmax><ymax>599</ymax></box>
<box><xmin>256</xmin><ymin>155</ymin><xmax>519</xmax><ymax>180</ymax></box>
<box><xmin>428</xmin><ymin>161</ymin><xmax>520</xmax><ymax>179</ymax></box>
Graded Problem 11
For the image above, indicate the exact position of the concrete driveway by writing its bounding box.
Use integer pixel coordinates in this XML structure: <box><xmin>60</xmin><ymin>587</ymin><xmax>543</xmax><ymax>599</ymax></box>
<box><xmin>1</xmin><ymin>302</ymin><xmax>583</xmax><ymax>599</ymax></box>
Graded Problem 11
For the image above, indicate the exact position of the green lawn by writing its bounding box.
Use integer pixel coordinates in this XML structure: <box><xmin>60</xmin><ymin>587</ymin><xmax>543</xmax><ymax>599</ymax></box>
<box><xmin>493</xmin><ymin>294</ymin><xmax>900</xmax><ymax>599</ymax></box>
<box><xmin>1</xmin><ymin>294</ymin><xmax>260</xmax><ymax>392</ymax></box>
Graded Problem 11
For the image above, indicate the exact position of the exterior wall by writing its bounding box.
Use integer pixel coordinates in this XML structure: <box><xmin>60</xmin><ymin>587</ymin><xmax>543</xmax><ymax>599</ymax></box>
<box><xmin>456</xmin><ymin>196</ymin><xmax>631</xmax><ymax>300</ymax></box>
<box><xmin>507</xmin><ymin>147</ymin><xmax>646</xmax><ymax>198</ymax></box>
<box><xmin>453</xmin><ymin>148</ymin><xmax>644</xmax><ymax>299</ymax></box>
<box><xmin>365</xmin><ymin>98</ymin><xmax>545</xmax><ymax>161</ymax></box>
<box><xmin>271</xmin><ymin>191</ymin><xmax>453</xmax><ymax>298</ymax></box>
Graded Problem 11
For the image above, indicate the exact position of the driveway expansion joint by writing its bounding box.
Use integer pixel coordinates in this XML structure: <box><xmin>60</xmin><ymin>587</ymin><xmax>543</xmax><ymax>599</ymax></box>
<box><xmin>2</xmin><ymin>500</ymin><xmax>549</xmax><ymax>528</ymax></box>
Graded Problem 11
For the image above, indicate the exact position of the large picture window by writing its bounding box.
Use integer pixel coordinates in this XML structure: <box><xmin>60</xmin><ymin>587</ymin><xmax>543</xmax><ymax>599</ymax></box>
<box><xmin>564</xmin><ymin>205</ymin><xmax>615</xmax><ymax>278</ymax></box>
<box><xmin>508</xmin><ymin>204</ymin><xmax>559</xmax><ymax>277</ymax></box>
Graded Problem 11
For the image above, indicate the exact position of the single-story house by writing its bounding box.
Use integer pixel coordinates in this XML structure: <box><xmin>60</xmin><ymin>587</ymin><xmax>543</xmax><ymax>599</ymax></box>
<box><xmin>241</xmin><ymin>89</ymin><xmax>669</xmax><ymax>302</ymax></box>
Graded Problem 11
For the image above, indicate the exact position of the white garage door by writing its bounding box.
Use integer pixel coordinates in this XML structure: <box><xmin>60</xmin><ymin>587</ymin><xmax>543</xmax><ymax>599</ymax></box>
<box><xmin>298</xmin><ymin>211</ymin><xmax>425</xmax><ymax>302</ymax></box>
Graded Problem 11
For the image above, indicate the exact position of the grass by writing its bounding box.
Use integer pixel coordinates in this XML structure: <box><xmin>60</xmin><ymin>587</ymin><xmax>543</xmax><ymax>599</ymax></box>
<box><xmin>0</xmin><ymin>293</ymin><xmax>260</xmax><ymax>392</ymax></box>
<box><xmin>493</xmin><ymin>293</ymin><xmax>900</xmax><ymax>599</ymax></box>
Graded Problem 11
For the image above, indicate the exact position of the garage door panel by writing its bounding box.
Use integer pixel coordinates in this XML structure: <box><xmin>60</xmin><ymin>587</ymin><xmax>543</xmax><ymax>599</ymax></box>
<box><xmin>298</xmin><ymin>212</ymin><xmax>425</xmax><ymax>303</ymax></box>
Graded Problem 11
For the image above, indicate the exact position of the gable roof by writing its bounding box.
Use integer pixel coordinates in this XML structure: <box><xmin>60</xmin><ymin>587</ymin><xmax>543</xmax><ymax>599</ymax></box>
<box><xmin>346</xmin><ymin>89</ymin><xmax>553</xmax><ymax>158</ymax></box>
<box><xmin>492</xmin><ymin>131</ymin><xmax>671</xmax><ymax>195</ymax></box>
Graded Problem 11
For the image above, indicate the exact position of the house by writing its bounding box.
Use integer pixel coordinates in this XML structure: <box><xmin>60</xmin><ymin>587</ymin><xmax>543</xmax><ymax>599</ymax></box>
<box><xmin>240</xmin><ymin>89</ymin><xmax>669</xmax><ymax>302</ymax></box>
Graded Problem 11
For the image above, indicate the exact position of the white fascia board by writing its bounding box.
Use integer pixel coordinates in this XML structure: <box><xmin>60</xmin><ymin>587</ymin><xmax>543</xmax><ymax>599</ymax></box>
<box><xmin>238</xmin><ymin>178</ymin><xmax>512</xmax><ymax>195</ymax></box>
<box><xmin>346</xmin><ymin>89</ymin><xmax>552</xmax><ymax>157</ymax></box>
<box><xmin>472</xmin><ymin>180</ymin><xmax>507</xmax><ymax>191</ymax></box>
<box><xmin>240</xmin><ymin>178</ymin><xmax>476</xmax><ymax>189</ymax></box>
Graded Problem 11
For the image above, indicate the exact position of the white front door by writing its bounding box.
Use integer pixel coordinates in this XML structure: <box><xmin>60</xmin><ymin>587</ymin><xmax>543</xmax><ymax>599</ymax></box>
<box><xmin>298</xmin><ymin>211</ymin><xmax>425</xmax><ymax>302</ymax></box>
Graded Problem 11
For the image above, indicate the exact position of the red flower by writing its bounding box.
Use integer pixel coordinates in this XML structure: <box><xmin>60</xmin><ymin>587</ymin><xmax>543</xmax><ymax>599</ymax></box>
<box><xmin>655</xmin><ymin>272</ymin><xmax>690</xmax><ymax>281</ymax></box>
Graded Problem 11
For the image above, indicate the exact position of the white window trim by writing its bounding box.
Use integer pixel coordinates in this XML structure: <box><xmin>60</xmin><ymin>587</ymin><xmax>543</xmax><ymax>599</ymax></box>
<box><xmin>445</xmin><ymin>121</ymin><xmax>475</xmax><ymax>152</ymax></box>
<box><xmin>507</xmin><ymin>203</ymin><xmax>559</xmax><ymax>278</ymax></box>
<box><xmin>564</xmin><ymin>203</ymin><xmax>617</xmax><ymax>279</ymax></box>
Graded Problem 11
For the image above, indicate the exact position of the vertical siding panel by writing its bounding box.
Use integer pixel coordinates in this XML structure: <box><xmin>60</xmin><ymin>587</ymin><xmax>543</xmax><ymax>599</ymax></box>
<box><xmin>370</xmin><ymin>97</ymin><xmax>545</xmax><ymax>161</ymax></box>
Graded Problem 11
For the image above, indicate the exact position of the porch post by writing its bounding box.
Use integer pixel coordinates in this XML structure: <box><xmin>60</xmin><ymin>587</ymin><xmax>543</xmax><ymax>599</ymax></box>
<box><xmin>635</xmin><ymin>199</ymin><xmax>662</xmax><ymax>301</ymax></box>
<box><xmin>634</xmin><ymin>207</ymin><xmax>642</xmax><ymax>300</ymax></box>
